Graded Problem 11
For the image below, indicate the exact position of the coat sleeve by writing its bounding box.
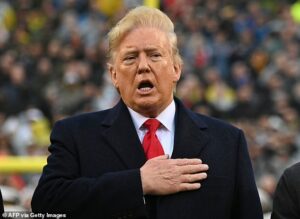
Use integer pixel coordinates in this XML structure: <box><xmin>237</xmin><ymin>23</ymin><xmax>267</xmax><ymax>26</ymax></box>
<box><xmin>271</xmin><ymin>165</ymin><xmax>300</xmax><ymax>219</ymax></box>
<box><xmin>31</xmin><ymin>120</ymin><xmax>147</xmax><ymax>218</ymax></box>
<box><xmin>232</xmin><ymin>130</ymin><xmax>263</xmax><ymax>219</ymax></box>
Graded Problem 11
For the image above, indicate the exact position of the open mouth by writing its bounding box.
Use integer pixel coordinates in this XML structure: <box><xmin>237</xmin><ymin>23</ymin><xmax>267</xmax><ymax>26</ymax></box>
<box><xmin>138</xmin><ymin>81</ymin><xmax>154</xmax><ymax>92</ymax></box>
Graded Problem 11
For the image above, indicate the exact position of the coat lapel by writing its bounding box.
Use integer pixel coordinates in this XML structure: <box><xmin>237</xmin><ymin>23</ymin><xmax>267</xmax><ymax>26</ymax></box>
<box><xmin>101</xmin><ymin>98</ymin><xmax>210</xmax><ymax>167</ymax></box>
<box><xmin>101</xmin><ymin>99</ymin><xmax>146</xmax><ymax>169</ymax></box>
<box><xmin>172</xmin><ymin>98</ymin><xmax>210</xmax><ymax>159</ymax></box>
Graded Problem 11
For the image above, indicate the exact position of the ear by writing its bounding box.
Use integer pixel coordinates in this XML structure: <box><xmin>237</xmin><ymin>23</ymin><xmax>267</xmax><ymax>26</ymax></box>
<box><xmin>107</xmin><ymin>63</ymin><xmax>118</xmax><ymax>88</ymax></box>
<box><xmin>173</xmin><ymin>63</ymin><xmax>182</xmax><ymax>83</ymax></box>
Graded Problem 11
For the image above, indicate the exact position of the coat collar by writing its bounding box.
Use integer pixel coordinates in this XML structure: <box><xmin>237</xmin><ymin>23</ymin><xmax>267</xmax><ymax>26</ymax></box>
<box><xmin>101</xmin><ymin>99</ymin><xmax>146</xmax><ymax>169</ymax></box>
<box><xmin>101</xmin><ymin>98</ymin><xmax>210</xmax><ymax>168</ymax></box>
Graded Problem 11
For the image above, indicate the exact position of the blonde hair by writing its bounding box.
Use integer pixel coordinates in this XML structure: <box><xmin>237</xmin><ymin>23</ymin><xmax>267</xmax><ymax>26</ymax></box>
<box><xmin>107</xmin><ymin>6</ymin><xmax>183</xmax><ymax>66</ymax></box>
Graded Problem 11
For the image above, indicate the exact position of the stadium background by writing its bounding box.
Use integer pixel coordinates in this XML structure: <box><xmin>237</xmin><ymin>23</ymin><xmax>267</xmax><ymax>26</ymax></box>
<box><xmin>1</xmin><ymin>0</ymin><xmax>300</xmax><ymax>218</ymax></box>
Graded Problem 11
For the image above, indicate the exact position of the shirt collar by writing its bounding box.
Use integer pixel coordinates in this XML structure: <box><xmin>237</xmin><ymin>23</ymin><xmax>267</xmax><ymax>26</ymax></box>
<box><xmin>128</xmin><ymin>100</ymin><xmax>176</xmax><ymax>131</ymax></box>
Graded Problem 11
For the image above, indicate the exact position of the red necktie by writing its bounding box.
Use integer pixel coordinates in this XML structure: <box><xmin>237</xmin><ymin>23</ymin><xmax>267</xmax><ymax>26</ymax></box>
<box><xmin>142</xmin><ymin>119</ymin><xmax>165</xmax><ymax>159</ymax></box>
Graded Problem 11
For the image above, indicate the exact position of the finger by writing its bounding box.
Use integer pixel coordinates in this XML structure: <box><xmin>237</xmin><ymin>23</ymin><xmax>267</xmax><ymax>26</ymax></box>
<box><xmin>149</xmin><ymin>154</ymin><xmax>169</xmax><ymax>160</ymax></box>
<box><xmin>178</xmin><ymin>182</ymin><xmax>201</xmax><ymax>192</ymax></box>
<box><xmin>180</xmin><ymin>164</ymin><xmax>209</xmax><ymax>174</ymax></box>
<box><xmin>181</xmin><ymin>172</ymin><xmax>207</xmax><ymax>183</ymax></box>
<box><xmin>172</xmin><ymin>158</ymin><xmax>203</xmax><ymax>166</ymax></box>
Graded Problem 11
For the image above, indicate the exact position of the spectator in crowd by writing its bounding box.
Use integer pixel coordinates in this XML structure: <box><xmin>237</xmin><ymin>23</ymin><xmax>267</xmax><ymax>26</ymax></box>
<box><xmin>271</xmin><ymin>162</ymin><xmax>300</xmax><ymax>219</ymax></box>
<box><xmin>0</xmin><ymin>189</ymin><xmax>3</xmax><ymax>214</ymax></box>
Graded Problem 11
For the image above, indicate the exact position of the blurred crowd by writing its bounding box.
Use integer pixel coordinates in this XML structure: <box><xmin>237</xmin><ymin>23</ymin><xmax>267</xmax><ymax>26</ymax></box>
<box><xmin>0</xmin><ymin>0</ymin><xmax>300</xmax><ymax>216</ymax></box>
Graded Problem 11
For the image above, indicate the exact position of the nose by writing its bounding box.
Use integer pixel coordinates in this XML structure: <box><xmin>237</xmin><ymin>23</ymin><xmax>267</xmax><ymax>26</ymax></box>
<box><xmin>137</xmin><ymin>54</ymin><xmax>150</xmax><ymax>74</ymax></box>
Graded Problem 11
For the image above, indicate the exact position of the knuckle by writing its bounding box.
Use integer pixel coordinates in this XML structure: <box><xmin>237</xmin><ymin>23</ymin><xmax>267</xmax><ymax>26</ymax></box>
<box><xmin>184</xmin><ymin>175</ymin><xmax>191</xmax><ymax>183</ymax></box>
<box><xmin>183</xmin><ymin>174</ymin><xmax>193</xmax><ymax>183</ymax></box>
<box><xmin>179</xmin><ymin>184</ymin><xmax>188</xmax><ymax>191</ymax></box>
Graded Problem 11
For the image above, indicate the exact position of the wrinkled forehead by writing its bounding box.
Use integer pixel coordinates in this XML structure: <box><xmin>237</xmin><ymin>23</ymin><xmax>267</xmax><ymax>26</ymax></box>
<box><xmin>111</xmin><ymin>27</ymin><xmax>173</xmax><ymax>61</ymax></box>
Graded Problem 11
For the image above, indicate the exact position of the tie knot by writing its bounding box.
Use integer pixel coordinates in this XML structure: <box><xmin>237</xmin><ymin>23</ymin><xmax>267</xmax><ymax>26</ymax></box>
<box><xmin>143</xmin><ymin>119</ymin><xmax>161</xmax><ymax>132</ymax></box>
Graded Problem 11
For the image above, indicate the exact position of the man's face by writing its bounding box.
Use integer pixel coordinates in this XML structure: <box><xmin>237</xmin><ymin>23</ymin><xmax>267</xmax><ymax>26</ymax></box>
<box><xmin>109</xmin><ymin>27</ymin><xmax>181</xmax><ymax>117</ymax></box>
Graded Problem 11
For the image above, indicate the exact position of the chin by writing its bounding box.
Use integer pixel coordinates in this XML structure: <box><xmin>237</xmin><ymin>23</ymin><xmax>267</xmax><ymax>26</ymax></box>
<box><xmin>135</xmin><ymin>100</ymin><xmax>165</xmax><ymax>117</ymax></box>
<box><xmin>137</xmin><ymin>97</ymin><xmax>159</xmax><ymax>107</ymax></box>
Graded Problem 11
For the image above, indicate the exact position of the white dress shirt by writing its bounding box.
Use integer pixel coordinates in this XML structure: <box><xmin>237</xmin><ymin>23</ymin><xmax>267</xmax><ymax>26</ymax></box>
<box><xmin>128</xmin><ymin>101</ymin><xmax>176</xmax><ymax>157</ymax></box>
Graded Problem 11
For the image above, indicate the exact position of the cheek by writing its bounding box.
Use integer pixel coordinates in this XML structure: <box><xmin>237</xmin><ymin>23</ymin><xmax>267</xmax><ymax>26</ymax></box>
<box><xmin>160</xmin><ymin>66</ymin><xmax>178</xmax><ymax>83</ymax></box>
<box><xmin>116</xmin><ymin>69</ymin><xmax>135</xmax><ymax>90</ymax></box>
<box><xmin>172</xmin><ymin>72</ymin><xmax>180</xmax><ymax>82</ymax></box>
<box><xmin>157</xmin><ymin>76</ymin><xmax>175</xmax><ymax>93</ymax></box>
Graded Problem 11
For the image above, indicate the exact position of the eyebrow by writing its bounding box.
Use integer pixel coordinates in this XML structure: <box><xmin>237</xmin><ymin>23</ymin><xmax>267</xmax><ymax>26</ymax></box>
<box><xmin>121</xmin><ymin>46</ymin><xmax>163</xmax><ymax>55</ymax></box>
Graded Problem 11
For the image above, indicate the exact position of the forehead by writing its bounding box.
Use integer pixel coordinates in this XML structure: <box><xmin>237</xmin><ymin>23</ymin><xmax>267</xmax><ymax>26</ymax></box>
<box><xmin>118</xmin><ymin>27</ymin><xmax>171</xmax><ymax>52</ymax></box>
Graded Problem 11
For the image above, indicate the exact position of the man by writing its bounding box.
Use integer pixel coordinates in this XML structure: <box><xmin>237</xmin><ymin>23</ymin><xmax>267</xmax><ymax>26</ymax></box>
<box><xmin>32</xmin><ymin>6</ymin><xmax>263</xmax><ymax>219</ymax></box>
<box><xmin>271</xmin><ymin>162</ymin><xmax>300</xmax><ymax>219</ymax></box>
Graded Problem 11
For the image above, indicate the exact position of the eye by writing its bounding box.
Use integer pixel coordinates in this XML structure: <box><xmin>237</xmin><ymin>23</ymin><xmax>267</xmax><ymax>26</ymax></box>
<box><xmin>123</xmin><ymin>55</ymin><xmax>136</xmax><ymax>64</ymax></box>
<box><xmin>127</xmin><ymin>55</ymin><xmax>136</xmax><ymax>59</ymax></box>
<box><xmin>124</xmin><ymin>55</ymin><xmax>135</xmax><ymax>60</ymax></box>
<box><xmin>150</xmin><ymin>52</ymin><xmax>162</xmax><ymax>61</ymax></box>
<box><xmin>151</xmin><ymin>53</ymin><xmax>161</xmax><ymax>57</ymax></box>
